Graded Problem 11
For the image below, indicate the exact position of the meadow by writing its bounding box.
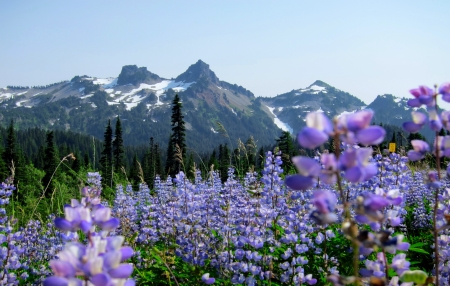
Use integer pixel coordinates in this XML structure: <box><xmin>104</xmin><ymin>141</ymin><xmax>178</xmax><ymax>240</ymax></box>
<box><xmin>2</xmin><ymin>83</ymin><xmax>450</xmax><ymax>286</ymax></box>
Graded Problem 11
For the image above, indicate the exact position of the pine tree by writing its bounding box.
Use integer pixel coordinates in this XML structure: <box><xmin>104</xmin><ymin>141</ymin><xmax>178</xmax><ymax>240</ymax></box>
<box><xmin>208</xmin><ymin>149</ymin><xmax>219</xmax><ymax>170</ymax></box>
<box><xmin>166</xmin><ymin>94</ymin><xmax>186</xmax><ymax>177</ymax></box>
<box><xmin>2</xmin><ymin>120</ymin><xmax>26</xmax><ymax>185</ymax></box>
<box><xmin>0</xmin><ymin>132</ymin><xmax>7</xmax><ymax>181</ymax></box>
<box><xmin>143</xmin><ymin>137</ymin><xmax>156</xmax><ymax>187</ymax></box>
<box><xmin>165</xmin><ymin>136</ymin><xmax>175</xmax><ymax>177</ymax></box>
<box><xmin>219</xmin><ymin>144</ymin><xmax>230</xmax><ymax>182</ymax></box>
<box><xmin>276</xmin><ymin>131</ymin><xmax>297</xmax><ymax>171</ymax></box>
<box><xmin>129</xmin><ymin>154</ymin><xmax>141</xmax><ymax>191</ymax></box>
<box><xmin>154</xmin><ymin>143</ymin><xmax>163</xmax><ymax>179</ymax></box>
<box><xmin>83</xmin><ymin>152</ymin><xmax>90</xmax><ymax>169</ymax></box>
<box><xmin>186</xmin><ymin>152</ymin><xmax>195</xmax><ymax>180</ymax></box>
<box><xmin>257</xmin><ymin>147</ymin><xmax>265</xmax><ymax>172</ymax></box>
<box><xmin>113</xmin><ymin>117</ymin><xmax>125</xmax><ymax>172</ymax></box>
<box><xmin>245</xmin><ymin>136</ymin><xmax>257</xmax><ymax>172</ymax></box>
<box><xmin>43</xmin><ymin>131</ymin><xmax>59</xmax><ymax>196</ymax></box>
<box><xmin>100</xmin><ymin>120</ymin><xmax>113</xmax><ymax>188</ymax></box>
<box><xmin>72</xmin><ymin>151</ymin><xmax>81</xmax><ymax>173</ymax></box>
<box><xmin>3</xmin><ymin>120</ymin><xmax>16</xmax><ymax>173</ymax></box>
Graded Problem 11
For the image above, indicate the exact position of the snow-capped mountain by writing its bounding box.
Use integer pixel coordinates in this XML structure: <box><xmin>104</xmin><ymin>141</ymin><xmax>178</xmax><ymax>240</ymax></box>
<box><xmin>0</xmin><ymin>61</ymin><xmax>279</xmax><ymax>150</ymax></box>
<box><xmin>259</xmin><ymin>80</ymin><xmax>368</xmax><ymax>134</ymax></box>
<box><xmin>0</xmin><ymin>61</ymin><xmax>421</xmax><ymax>151</ymax></box>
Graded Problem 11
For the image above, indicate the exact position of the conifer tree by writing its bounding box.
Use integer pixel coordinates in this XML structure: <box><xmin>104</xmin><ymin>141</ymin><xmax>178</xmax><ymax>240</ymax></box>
<box><xmin>276</xmin><ymin>131</ymin><xmax>297</xmax><ymax>171</ymax></box>
<box><xmin>166</xmin><ymin>94</ymin><xmax>186</xmax><ymax>177</ymax></box>
<box><xmin>3</xmin><ymin>120</ymin><xmax>16</xmax><ymax>172</ymax></box>
<box><xmin>43</xmin><ymin>131</ymin><xmax>59</xmax><ymax>196</ymax></box>
<box><xmin>72</xmin><ymin>151</ymin><xmax>81</xmax><ymax>173</ymax></box>
<box><xmin>143</xmin><ymin>137</ymin><xmax>156</xmax><ymax>187</ymax></box>
<box><xmin>165</xmin><ymin>136</ymin><xmax>175</xmax><ymax>177</ymax></box>
<box><xmin>154</xmin><ymin>143</ymin><xmax>163</xmax><ymax>179</ymax></box>
<box><xmin>100</xmin><ymin>120</ymin><xmax>113</xmax><ymax>188</ymax></box>
<box><xmin>83</xmin><ymin>152</ymin><xmax>90</xmax><ymax>168</ymax></box>
<box><xmin>129</xmin><ymin>153</ymin><xmax>141</xmax><ymax>190</ymax></box>
<box><xmin>219</xmin><ymin>144</ymin><xmax>230</xmax><ymax>182</ymax></box>
<box><xmin>257</xmin><ymin>147</ymin><xmax>265</xmax><ymax>172</ymax></box>
<box><xmin>2</xmin><ymin>120</ymin><xmax>26</xmax><ymax>185</ymax></box>
<box><xmin>244</xmin><ymin>136</ymin><xmax>257</xmax><ymax>172</ymax></box>
<box><xmin>113</xmin><ymin>117</ymin><xmax>125</xmax><ymax>172</ymax></box>
<box><xmin>0</xmin><ymin>132</ymin><xmax>7</xmax><ymax>181</ymax></box>
<box><xmin>186</xmin><ymin>152</ymin><xmax>195</xmax><ymax>180</ymax></box>
<box><xmin>208</xmin><ymin>149</ymin><xmax>219</xmax><ymax>170</ymax></box>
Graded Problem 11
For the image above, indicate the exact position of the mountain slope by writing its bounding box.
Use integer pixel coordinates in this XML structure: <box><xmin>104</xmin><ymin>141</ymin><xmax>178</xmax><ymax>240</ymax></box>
<box><xmin>0</xmin><ymin>61</ymin><xmax>281</xmax><ymax>152</ymax></box>
<box><xmin>0</xmin><ymin>63</ymin><xmax>426</xmax><ymax>152</ymax></box>
<box><xmin>259</xmin><ymin>80</ymin><xmax>367</xmax><ymax>134</ymax></box>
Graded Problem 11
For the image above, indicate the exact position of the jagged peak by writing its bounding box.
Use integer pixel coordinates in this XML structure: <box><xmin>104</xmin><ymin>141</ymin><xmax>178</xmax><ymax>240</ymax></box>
<box><xmin>117</xmin><ymin>65</ymin><xmax>162</xmax><ymax>86</ymax></box>
<box><xmin>175</xmin><ymin>60</ymin><xmax>219</xmax><ymax>84</ymax></box>
<box><xmin>308</xmin><ymin>80</ymin><xmax>332</xmax><ymax>89</ymax></box>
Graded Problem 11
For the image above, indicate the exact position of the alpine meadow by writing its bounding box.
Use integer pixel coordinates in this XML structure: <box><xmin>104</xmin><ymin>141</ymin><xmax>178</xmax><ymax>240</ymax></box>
<box><xmin>1</xmin><ymin>2</ymin><xmax>450</xmax><ymax>286</ymax></box>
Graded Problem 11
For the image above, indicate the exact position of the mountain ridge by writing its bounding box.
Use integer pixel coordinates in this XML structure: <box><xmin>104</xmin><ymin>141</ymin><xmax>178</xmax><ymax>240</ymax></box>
<box><xmin>0</xmin><ymin>60</ymin><xmax>421</xmax><ymax>151</ymax></box>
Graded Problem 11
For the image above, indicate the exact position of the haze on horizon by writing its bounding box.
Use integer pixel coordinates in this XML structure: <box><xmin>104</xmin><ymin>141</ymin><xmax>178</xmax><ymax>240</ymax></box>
<box><xmin>0</xmin><ymin>1</ymin><xmax>449</xmax><ymax>105</ymax></box>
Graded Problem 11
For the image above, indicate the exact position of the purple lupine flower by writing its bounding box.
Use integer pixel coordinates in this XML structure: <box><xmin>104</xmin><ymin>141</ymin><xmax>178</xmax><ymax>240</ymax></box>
<box><xmin>319</xmin><ymin>153</ymin><xmax>338</xmax><ymax>184</ymax></box>
<box><xmin>297</xmin><ymin>112</ymin><xmax>333</xmax><ymax>149</ymax></box>
<box><xmin>407</xmin><ymin>140</ymin><xmax>429</xmax><ymax>161</ymax></box>
<box><xmin>391</xmin><ymin>253</ymin><xmax>410</xmax><ymax>276</ymax></box>
<box><xmin>441</xmin><ymin>110</ymin><xmax>450</xmax><ymax>131</ymax></box>
<box><xmin>309</xmin><ymin>190</ymin><xmax>338</xmax><ymax>225</ymax></box>
<box><xmin>427</xmin><ymin>106</ymin><xmax>443</xmax><ymax>131</ymax></box>
<box><xmin>402</xmin><ymin>111</ymin><xmax>427</xmax><ymax>133</ymax></box>
<box><xmin>285</xmin><ymin>157</ymin><xmax>320</xmax><ymax>190</ymax></box>
<box><xmin>339</xmin><ymin>148</ymin><xmax>378</xmax><ymax>183</ymax></box>
<box><xmin>338</xmin><ymin>110</ymin><xmax>385</xmax><ymax>146</ymax></box>
<box><xmin>408</xmin><ymin>85</ymin><xmax>435</xmax><ymax>107</ymax></box>
<box><xmin>439</xmin><ymin>82</ymin><xmax>450</xmax><ymax>102</ymax></box>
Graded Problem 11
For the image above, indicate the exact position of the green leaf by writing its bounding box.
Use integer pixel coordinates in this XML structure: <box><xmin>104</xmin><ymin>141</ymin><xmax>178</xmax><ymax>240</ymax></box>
<box><xmin>408</xmin><ymin>247</ymin><xmax>429</xmax><ymax>254</ymax></box>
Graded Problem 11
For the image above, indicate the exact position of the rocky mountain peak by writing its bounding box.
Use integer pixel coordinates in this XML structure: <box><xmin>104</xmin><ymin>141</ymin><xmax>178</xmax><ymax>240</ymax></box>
<box><xmin>308</xmin><ymin>80</ymin><xmax>331</xmax><ymax>89</ymax></box>
<box><xmin>175</xmin><ymin>60</ymin><xmax>220</xmax><ymax>84</ymax></box>
<box><xmin>117</xmin><ymin>65</ymin><xmax>162</xmax><ymax>86</ymax></box>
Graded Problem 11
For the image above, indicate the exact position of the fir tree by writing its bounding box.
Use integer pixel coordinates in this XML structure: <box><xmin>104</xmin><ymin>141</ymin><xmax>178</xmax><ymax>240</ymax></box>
<box><xmin>257</xmin><ymin>147</ymin><xmax>265</xmax><ymax>172</ymax></box>
<box><xmin>153</xmin><ymin>143</ymin><xmax>162</xmax><ymax>180</ymax></box>
<box><xmin>166</xmin><ymin>94</ymin><xmax>186</xmax><ymax>177</ymax></box>
<box><xmin>244</xmin><ymin>136</ymin><xmax>257</xmax><ymax>172</ymax></box>
<box><xmin>72</xmin><ymin>151</ymin><xmax>81</xmax><ymax>173</ymax></box>
<box><xmin>276</xmin><ymin>131</ymin><xmax>297</xmax><ymax>171</ymax></box>
<box><xmin>0</xmin><ymin>132</ymin><xmax>7</xmax><ymax>181</ymax></box>
<box><xmin>83</xmin><ymin>152</ymin><xmax>90</xmax><ymax>168</ymax></box>
<box><xmin>100</xmin><ymin>120</ymin><xmax>113</xmax><ymax>188</ymax></box>
<box><xmin>113</xmin><ymin>117</ymin><xmax>125</xmax><ymax>172</ymax></box>
<box><xmin>143</xmin><ymin>137</ymin><xmax>158</xmax><ymax>188</ymax></box>
<box><xmin>129</xmin><ymin>153</ymin><xmax>141</xmax><ymax>191</ymax></box>
<box><xmin>3</xmin><ymin>120</ymin><xmax>16</xmax><ymax>172</ymax></box>
<box><xmin>208</xmin><ymin>149</ymin><xmax>219</xmax><ymax>170</ymax></box>
<box><xmin>43</xmin><ymin>131</ymin><xmax>59</xmax><ymax>196</ymax></box>
<box><xmin>165</xmin><ymin>136</ymin><xmax>175</xmax><ymax>177</ymax></box>
<box><xmin>219</xmin><ymin>144</ymin><xmax>230</xmax><ymax>182</ymax></box>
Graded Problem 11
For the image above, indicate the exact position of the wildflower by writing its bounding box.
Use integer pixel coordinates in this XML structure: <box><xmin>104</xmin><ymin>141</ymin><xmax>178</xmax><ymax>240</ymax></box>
<box><xmin>297</xmin><ymin>112</ymin><xmax>333</xmax><ymax>149</ymax></box>
<box><xmin>407</xmin><ymin>140</ymin><xmax>429</xmax><ymax>161</ymax></box>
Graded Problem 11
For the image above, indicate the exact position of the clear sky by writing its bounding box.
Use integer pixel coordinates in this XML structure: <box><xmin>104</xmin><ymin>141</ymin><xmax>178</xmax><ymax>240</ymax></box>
<box><xmin>1</xmin><ymin>1</ymin><xmax>449</xmax><ymax>105</ymax></box>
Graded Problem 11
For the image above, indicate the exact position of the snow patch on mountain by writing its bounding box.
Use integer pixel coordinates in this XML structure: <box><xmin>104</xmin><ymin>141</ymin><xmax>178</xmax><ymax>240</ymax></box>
<box><xmin>309</xmin><ymin>85</ymin><xmax>326</xmax><ymax>92</ymax></box>
<box><xmin>93</xmin><ymin>77</ymin><xmax>117</xmax><ymax>88</ymax></box>
<box><xmin>80</xmin><ymin>94</ymin><xmax>94</xmax><ymax>99</ymax></box>
<box><xmin>16</xmin><ymin>100</ymin><xmax>29</xmax><ymax>107</ymax></box>
<box><xmin>110</xmin><ymin>80</ymin><xmax>195</xmax><ymax>109</ymax></box>
<box><xmin>266</xmin><ymin>105</ymin><xmax>293</xmax><ymax>134</ymax></box>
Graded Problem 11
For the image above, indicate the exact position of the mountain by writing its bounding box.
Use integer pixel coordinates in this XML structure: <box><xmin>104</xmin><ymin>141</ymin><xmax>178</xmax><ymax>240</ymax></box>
<box><xmin>259</xmin><ymin>80</ymin><xmax>367</xmax><ymax>134</ymax></box>
<box><xmin>0</xmin><ymin>60</ymin><xmax>280</xmax><ymax>152</ymax></box>
<box><xmin>0</xmin><ymin>62</ymin><xmax>424</xmax><ymax>152</ymax></box>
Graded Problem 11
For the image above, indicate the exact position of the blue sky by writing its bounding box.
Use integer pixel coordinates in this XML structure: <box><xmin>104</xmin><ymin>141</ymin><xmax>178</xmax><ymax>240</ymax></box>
<box><xmin>1</xmin><ymin>1</ymin><xmax>449</xmax><ymax>104</ymax></box>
